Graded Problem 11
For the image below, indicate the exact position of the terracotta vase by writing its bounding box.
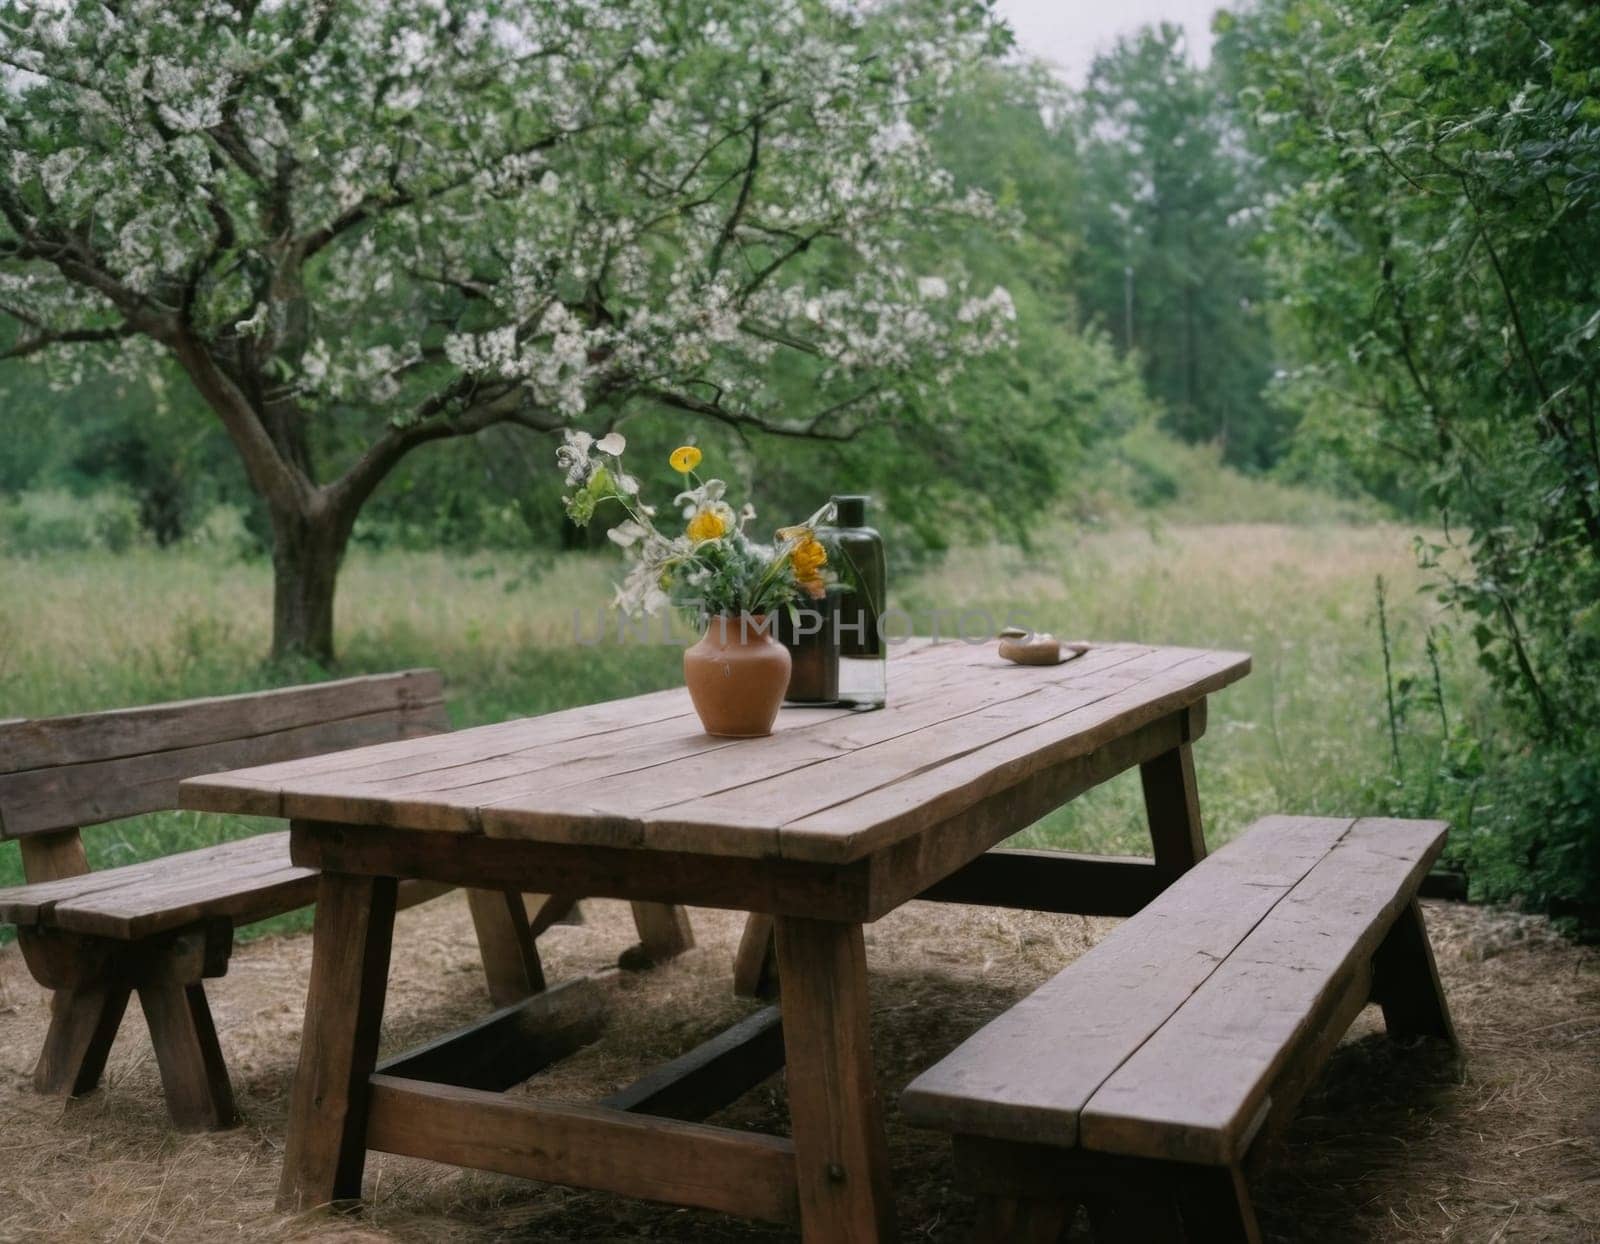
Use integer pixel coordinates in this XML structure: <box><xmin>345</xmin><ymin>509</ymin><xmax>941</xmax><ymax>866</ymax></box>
<box><xmin>683</xmin><ymin>614</ymin><xmax>792</xmax><ymax>737</ymax></box>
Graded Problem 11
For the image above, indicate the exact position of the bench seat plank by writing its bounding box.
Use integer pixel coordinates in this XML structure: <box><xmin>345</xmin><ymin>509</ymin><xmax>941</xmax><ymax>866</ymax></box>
<box><xmin>0</xmin><ymin>831</ymin><xmax>315</xmax><ymax>939</ymax></box>
<box><xmin>903</xmin><ymin>815</ymin><xmax>1448</xmax><ymax>1163</ymax></box>
<box><xmin>900</xmin><ymin>816</ymin><xmax>1356</xmax><ymax>1147</ymax></box>
<box><xmin>1080</xmin><ymin>817</ymin><xmax>1447</xmax><ymax>1164</ymax></box>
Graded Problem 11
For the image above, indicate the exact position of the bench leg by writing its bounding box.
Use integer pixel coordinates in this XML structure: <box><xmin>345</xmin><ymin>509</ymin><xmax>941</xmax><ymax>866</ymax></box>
<box><xmin>733</xmin><ymin>913</ymin><xmax>779</xmax><ymax>998</ymax></box>
<box><xmin>138</xmin><ymin>980</ymin><xmax>238</xmax><ymax>1130</ymax></box>
<box><xmin>775</xmin><ymin>916</ymin><xmax>895</xmax><ymax>1243</ymax></box>
<box><xmin>973</xmin><ymin>1194</ymin><xmax>1075</xmax><ymax>1242</ymax></box>
<box><xmin>1372</xmin><ymin>899</ymin><xmax>1458</xmax><ymax>1046</ymax></box>
<box><xmin>467</xmin><ymin>887</ymin><xmax>546</xmax><ymax>1007</ymax></box>
<box><xmin>1140</xmin><ymin>731</ymin><xmax>1206</xmax><ymax>882</ymax></box>
<box><xmin>279</xmin><ymin>872</ymin><xmax>397</xmax><ymax>1212</ymax></box>
<box><xmin>627</xmin><ymin>901</ymin><xmax>695</xmax><ymax>965</ymax></box>
<box><xmin>33</xmin><ymin>982</ymin><xmax>131</xmax><ymax>1097</ymax></box>
<box><xmin>1175</xmin><ymin>1164</ymin><xmax>1261</xmax><ymax>1244</ymax></box>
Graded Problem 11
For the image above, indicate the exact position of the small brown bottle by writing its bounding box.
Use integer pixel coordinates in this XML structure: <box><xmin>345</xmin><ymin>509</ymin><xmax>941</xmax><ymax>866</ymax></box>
<box><xmin>776</xmin><ymin>591</ymin><xmax>839</xmax><ymax>704</ymax></box>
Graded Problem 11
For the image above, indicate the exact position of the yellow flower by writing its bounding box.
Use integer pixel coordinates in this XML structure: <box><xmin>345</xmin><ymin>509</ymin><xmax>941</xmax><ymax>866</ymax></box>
<box><xmin>687</xmin><ymin>508</ymin><xmax>727</xmax><ymax>542</ymax></box>
<box><xmin>789</xmin><ymin>536</ymin><xmax>827</xmax><ymax>598</ymax></box>
<box><xmin>669</xmin><ymin>445</ymin><xmax>703</xmax><ymax>474</ymax></box>
<box><xmin>791</xmin><ymin>537</ymin><xmax>827</xmax><ymax>578</ymax></box>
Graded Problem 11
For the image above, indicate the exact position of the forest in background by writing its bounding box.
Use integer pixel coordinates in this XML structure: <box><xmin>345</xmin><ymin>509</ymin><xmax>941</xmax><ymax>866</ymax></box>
<box><xmin>1</xmin><ymin>0</ymin><xmax>1595</xmax><ymax>930</ymax></box>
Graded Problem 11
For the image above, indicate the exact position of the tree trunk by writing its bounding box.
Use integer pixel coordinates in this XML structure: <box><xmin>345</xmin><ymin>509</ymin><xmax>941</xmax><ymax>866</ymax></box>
<box><xmin>269</xmin><ymin>504</ymin><xmax>351</xmax><ymax>665</ymax></box>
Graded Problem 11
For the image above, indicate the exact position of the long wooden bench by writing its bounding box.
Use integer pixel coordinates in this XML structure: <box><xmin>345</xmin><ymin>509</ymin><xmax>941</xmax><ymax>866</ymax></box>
<box><xmin>0</xmin><ymin>672</ymin><xmax>693</xmax><ymax>1131</ymax></box>
<box><xmin>901</xmin><ymin>815</ymin><xmax>1458</xmax><ymax>1242</ymax></box>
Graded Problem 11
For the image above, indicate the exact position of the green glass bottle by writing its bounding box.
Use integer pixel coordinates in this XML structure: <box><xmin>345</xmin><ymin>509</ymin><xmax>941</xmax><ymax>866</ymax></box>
<box><xmin>819</xmin><ymin>494</ymin><xmax>886</xmax><ymax>709</ymax></box>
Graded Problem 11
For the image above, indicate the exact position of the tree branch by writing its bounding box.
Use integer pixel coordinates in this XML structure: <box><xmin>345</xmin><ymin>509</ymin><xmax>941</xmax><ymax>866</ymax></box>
<box><xmin>0</xmin><ymin>184</ymin><xmax>159</xmax><ymax>321</ymax></box>
<box><xmin>0</xmin><ymin>322</ymin><xmax>135</xmax><ymax>361</ymax></box>
<box><xmin>329</xmin><ymin>381</ymin><xmax>561</xmax><ymax>519</ymax></box>
<box><xmin>640</xmin><ymin>384</ymin><xmax>870</xmax><ymax>442</ymax></box>
<box><xmin>1456</xmin><ymin>175</ymin><xmax>1600</xmax><ymax>555</ymax></box>
<box><xmin>709</xmin><ymin>112</ymin><xmax>761</xmax><ymax>276</ymax></box>
<box><xmin>1460</xmin><ymin>178</ymin><xmax>1550</xmax><ymax>405</ymax></box>
<box><xmin>205</xmin><ymin>120</ymin><xmax>270</xmax><ymax>186</ymax></box>
<box><xmin>739</xmin><ymin>317</ymin><xmax>825</xmax><ymax>357</ymax></box>
<box><xmin>297</xmin><ymin>128</ymin><xmax>579</xmax><ymax>263</ymax></box>
<box><xmin>738</xmin><ymin>225</ymin><xmax>834</xmax><ymax>302</ymax></box>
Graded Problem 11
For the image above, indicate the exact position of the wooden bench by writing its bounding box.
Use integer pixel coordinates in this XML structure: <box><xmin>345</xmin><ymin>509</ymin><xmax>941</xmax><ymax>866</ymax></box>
<box><xmin>0</xmin><ymin>672</ymin><xmax>692</xmax><ymax>1131</ymax></box>
<box><xmin>901</xmin><ymin>815</ymin><xmax>1458</xmax><ymax>1242</ymax></box>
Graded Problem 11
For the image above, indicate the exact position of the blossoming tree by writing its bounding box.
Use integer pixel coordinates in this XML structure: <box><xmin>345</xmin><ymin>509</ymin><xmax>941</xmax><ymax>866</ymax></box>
<box><xmin>0</xmin><ymin>0</ymin><xmax>1016</xmax><ymax>661</ymax></box>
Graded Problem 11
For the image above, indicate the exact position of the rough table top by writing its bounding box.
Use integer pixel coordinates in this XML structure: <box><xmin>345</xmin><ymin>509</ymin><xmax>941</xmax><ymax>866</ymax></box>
<box><xmin>180</xmin><ymin>641</ymin><xmax>1250</xmax><ymax>866</ymax></box>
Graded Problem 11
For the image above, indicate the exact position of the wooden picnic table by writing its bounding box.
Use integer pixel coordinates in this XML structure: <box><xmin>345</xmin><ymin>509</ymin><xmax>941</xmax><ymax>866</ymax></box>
<box><xmin>180</xmin><ymin>639</ymin><xmax>1249</xmax><ymax>1242</ymax></box>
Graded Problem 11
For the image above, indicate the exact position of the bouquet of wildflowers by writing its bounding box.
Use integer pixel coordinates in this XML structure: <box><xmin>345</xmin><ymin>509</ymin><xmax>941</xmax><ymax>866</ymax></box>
<box><xmin>556</xmin><ymin>431</ymin><xmax>830</xmax><ymax>620</ymax></box>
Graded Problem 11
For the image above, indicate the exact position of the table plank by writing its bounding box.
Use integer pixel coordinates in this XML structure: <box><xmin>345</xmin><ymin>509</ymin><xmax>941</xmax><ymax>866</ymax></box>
<box><xmin>179</xmin><ymin>689</ymin><xmax>697</xmax><ymax>817</ymax></box>
<box><xmin>179</xmin><ymin>642</ymin><xmax>972</xmax><ymax>824</ymax></box>
<box><xmin>483</xmin><ymin>646</ymin><xmax>1213</xmax><ymax>861</ymax></box>
<box><xmin>778</xmin><ymin>649</ymin><xmax>1248</xmax><ymax>862</ymax></box>
<box><xmin>182</xmin><ymin>642</ymin><xmax>1250</xmax><ymax>866</ymax></box>
<box><xmin>629</xmin><ymin>647</ymin><xmax>1166</xmax><ymax>830</ymax></box>
<box><xmin>476</xmin><ymin>644</ymin><xmax>1164</xmax><ymax>856</ymax></box>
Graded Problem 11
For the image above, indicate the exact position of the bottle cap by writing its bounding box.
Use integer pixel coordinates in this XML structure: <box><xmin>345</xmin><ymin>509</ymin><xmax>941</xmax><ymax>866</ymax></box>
<box><xmin>831</xmin><ymin>494</ymin><xmax>869</xmax><ymax>527</ymax></box>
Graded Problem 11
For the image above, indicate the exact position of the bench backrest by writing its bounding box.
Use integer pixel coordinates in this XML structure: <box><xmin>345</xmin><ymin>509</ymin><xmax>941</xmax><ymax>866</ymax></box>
<box><xmin>0</xmin><ymin>670</ymin><xmax>448</xmax><ymax>847</ymax></box>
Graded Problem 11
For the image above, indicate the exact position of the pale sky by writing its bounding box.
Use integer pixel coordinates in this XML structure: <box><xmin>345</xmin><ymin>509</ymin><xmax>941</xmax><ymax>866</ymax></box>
<box><xmin>994</xmin><ymin>0</ymin><xmax>1222</xmax><ymax>86</ymax></box>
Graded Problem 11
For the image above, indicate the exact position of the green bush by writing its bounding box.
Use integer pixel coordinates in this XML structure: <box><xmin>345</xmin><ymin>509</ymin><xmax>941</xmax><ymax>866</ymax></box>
<box><xmin>1364</xmin><ymin>588</ymin><xmax>1600</xmax><ymax>939</ymax></box>
<box><xmin>188</xmin><ymin>503</ymin><xmax>262</xmax><ymax>559</ymax></box>
<box><xmin>0</xmin><ymin>489</ymin><xmax>143</xmax><ymax>555</ymax></box>
<box><xmin>1370</xmin><ymin>728</ymin><xmax>1600</xmax><ymax>940</ymax></box>
<box><xmin>1461</xmin><ymin>746</ymin><xmax>1600</xmax><ymax>931</ymax></box>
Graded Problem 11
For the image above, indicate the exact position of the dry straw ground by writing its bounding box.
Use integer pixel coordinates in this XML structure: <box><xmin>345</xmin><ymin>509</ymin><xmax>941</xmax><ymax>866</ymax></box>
<box><xmin>1</xmin><ymin>893</ymin><xmax>1595</xmax><ymax>1243</ymax></box>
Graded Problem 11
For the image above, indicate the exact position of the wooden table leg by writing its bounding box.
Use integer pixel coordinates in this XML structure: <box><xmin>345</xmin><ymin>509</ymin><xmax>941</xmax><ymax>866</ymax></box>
<box><xmin>733</xmin><ymin>913</ymin><xmax>778</xmax><ymax>998</ymax></box>
<box><xmin>278</xmin><ymin>872</ymin><xmax>397</xmax><ymax>1212</ymax></box>
<box><xmin>1139</xmin><ymin>712</ymin><xmax>1206</xmax><ymax>880</ymax></box>
<box><xmin>774</xmin><ymin>916</ymin><xmax>895</xmax><ymax>1243</ymax></box>
<box><xmin>629</xmin><ymin>901</ymin><xmax>696</xmax><ymax>963</ymax></box>
<box><xmin>527</xmin><ymin>893</ymin><xmax>581</xmax><ymax>936</ymax></box>
<box><xmin>466</xmin><ymin>888</ymin><xmax>545</xmax><ymax>1006</ymax></box>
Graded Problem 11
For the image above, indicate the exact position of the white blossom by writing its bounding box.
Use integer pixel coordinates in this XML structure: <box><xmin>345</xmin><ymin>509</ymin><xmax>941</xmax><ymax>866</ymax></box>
<box><xmin>0</xmin><ymin>0</ymin><xmax>1017</xmax><ymax>458</ymax></box>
